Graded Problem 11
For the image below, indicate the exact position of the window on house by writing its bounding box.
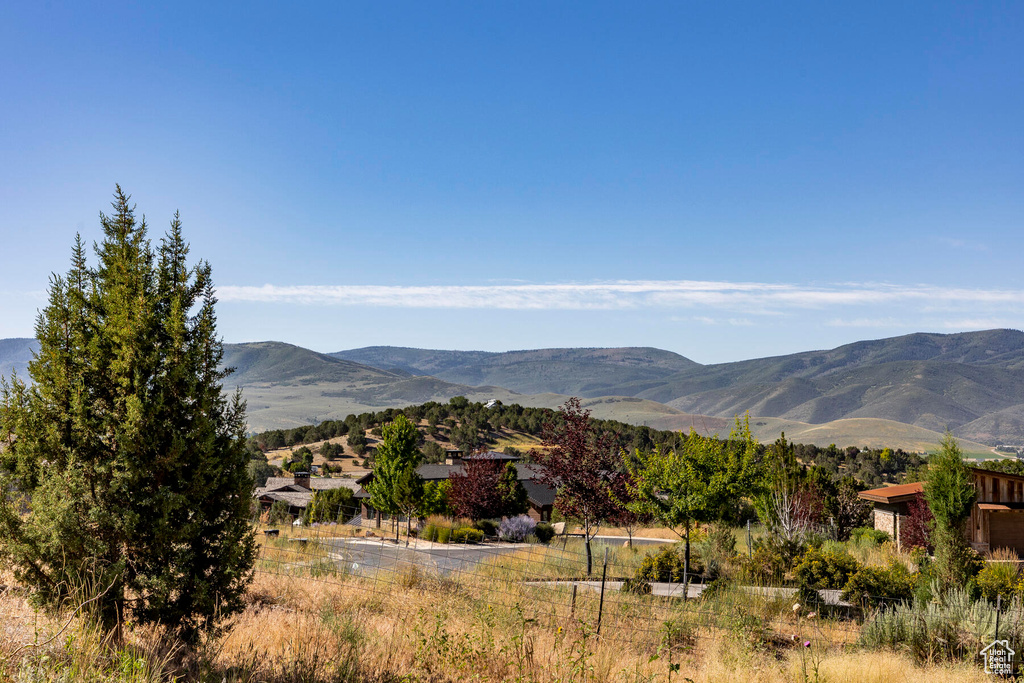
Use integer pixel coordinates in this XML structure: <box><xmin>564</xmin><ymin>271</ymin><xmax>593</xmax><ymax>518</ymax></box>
<box><xmin>993</xmin><ymin>477</ymin><xmax>1000</xmax><ymax>503</ymax></box>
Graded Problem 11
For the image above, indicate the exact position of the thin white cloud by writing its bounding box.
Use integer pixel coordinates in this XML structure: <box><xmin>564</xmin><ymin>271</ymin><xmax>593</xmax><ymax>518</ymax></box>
<box><xmin>216</xmin><ymin>280</ymin><xmax>1024</xmax><ymax>313</ymax></box>
<box><xmin>936</xmin><ymin>236</ymin><xmax>989</xmax><ymax>252</ymax></box>
<box><xmin>825</xmin><ymin>317</ymin><xmax>905</xmax><ymax>328</ymax></box>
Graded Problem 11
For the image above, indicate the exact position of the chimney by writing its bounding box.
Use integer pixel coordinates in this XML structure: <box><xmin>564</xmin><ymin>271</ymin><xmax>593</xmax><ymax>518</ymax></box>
<box><xmin>293</xmin><ymin>472</ymin><xmax>311</xmax><ymax>490</ymax></box>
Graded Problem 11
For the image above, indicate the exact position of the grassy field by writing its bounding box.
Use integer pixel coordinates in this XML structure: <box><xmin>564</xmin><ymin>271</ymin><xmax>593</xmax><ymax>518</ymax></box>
<box><xmin>0</xmin><ymin>550</ymin><xmax>994</xmax><ymax>683</ymax></box>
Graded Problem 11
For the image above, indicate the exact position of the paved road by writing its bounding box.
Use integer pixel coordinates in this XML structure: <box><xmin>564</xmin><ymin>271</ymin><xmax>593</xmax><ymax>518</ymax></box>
<box><xmin>322</xmin><ymin>538</ymin><xmax>529</xmax><ymax>577</ymax></box>
<box><xmin>555</xmin><ymin>534</ymin><xmax>674</xmax><ymax>547</ymax></box>
<box><xmin>320</xmin><ymin>535</ymin><xmax>672</xmax><ymax>578</ymax></box>
<box><xmin>541</xmin><ymin>580</ymin><xmax>848</xmax><ymax>605</ymax></box>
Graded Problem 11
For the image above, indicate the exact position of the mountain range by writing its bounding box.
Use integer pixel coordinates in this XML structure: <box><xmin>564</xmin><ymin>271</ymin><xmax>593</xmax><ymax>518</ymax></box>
<box><xmin>4</xmin><ymin>329</ymin><xmax>1024</xmax><ymax>453</ymax></box>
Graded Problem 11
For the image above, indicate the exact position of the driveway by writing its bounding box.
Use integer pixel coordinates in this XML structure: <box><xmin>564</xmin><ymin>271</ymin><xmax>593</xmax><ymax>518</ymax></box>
<box><xmin>322</xmin><ymin>537</ymin><xmax>529</xmax><ymax>576</ymax></box>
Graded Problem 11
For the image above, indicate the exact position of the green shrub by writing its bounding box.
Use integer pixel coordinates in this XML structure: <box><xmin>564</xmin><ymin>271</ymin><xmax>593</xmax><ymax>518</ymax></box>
<box><xmin>841</xmin><ymin>560</ymin><xmax>916</xmax><ymax>606</ymax></box>
<box><xmin>794</xmin><ymin>547</ymin><xmax>862</xmax><ymax>590</ymax></box>
<box><xmin>534</xmin><ymin>522</ymin><xmax>556</xmax><ymax>544</ymax></box>
<box><xmin>268</xmin><ymin>500</ymin><xmax>292</xmax><ymax>525</ymax></box>
<box><xmin>474</xmin><ymin>519</ymin><xmax>499</xmax><ymax>537</ymax></box>
<box><xmin>699</xmin><ymin>576</ymin><xmax>733</xmax><ymax>600</ymax></box>
<box><xmin>421</xmin><ymin>524</ymin><xmax>438</xmax><ymax>543</ymax></box>
<box><xmin>860</xmin><ymin>587</ymin><xmax>1013</xmax><ymax>663</ymax></box>
<box><xmin>451</xmin><ymin>527</ymin><xmax>483</xmax><ymax>544</ymax></box>
<box><xmin>740</xmin><ymin>544</ymin><xmax>787</xmax><ymax>584</ymax></box>
<box><xmin>976</xmin><ymin>561</ymin><xmax>1019</xmax><ymax>602</ymax></box>
<box><xmin>695</xmin><ymin>522</ymin><xmax>736</xmax><ymax>580</ymax></box>
<box><xmin>436</xmin><ymin>527</ymin><xmax>452</xmax><ymax>544</ymax></box>
<box><xmin>634</xmin><ymin>545</ymin><xmax>700</xmax><ymax>583</ymax></box>
<box><xmin>850</xmin><ymin>527</ymin><xmax>891</xmax><ymax>546</ymax></box>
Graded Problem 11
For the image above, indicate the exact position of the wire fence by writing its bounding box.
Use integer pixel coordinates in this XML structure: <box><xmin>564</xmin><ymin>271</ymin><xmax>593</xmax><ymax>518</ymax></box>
<box><xmin>249</xmin><ymin>500</ymin><xmax>946</xmax><ymax>658</ymax></box>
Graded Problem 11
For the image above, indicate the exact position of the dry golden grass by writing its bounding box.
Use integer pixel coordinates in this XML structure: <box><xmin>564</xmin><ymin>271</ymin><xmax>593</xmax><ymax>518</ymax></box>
<box><xmin>569</xmin><ymin>525</ymin><xmax>685</xmax><ymax>540</ymax></box>
<box><xmin>0</xmin><ymin>557</ymin><xmax>996</xmax><ymax>682</ymax></box>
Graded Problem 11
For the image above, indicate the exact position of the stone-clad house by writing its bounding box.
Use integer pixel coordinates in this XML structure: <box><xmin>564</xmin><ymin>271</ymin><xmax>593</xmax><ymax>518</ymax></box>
<box><xmin>859</xmin><ymin>466</ymin><xmax>1024</xmax><ymax>554</ymax></box>
<box><xmin>255</xmin><ymin>473</ymin><xmax>362</xmax><ymax>518</ymax></box>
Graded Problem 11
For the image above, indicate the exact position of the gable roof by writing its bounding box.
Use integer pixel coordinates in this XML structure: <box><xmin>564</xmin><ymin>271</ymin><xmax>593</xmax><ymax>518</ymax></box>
<box><xmin>257</xmin><ymin>490</ymin><xmax>313</xmax><ymax>508</ymax></box>
<box><xmin>522</xmin><ymin>479</ymin><xmax>557</xmax><ymax>508</ymax></box>
<box><xmin>858</xmin><ymin>481</ymin><xmax>924</xmax><ymax>504</ymax></box>
<box><xmin>464</xmin><ymin>451</ymin><xmax>521</xmax><ymax>462</ymax></box>
<box><xmin>264</xmin><ymin>477</ymin><xmax>361</xmax><ymax>493</ymax></box>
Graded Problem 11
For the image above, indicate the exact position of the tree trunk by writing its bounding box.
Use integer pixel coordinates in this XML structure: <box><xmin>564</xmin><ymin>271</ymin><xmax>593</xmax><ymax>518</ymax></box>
<box><xmin>683</xmin><ymin>522</ymin><xmax>690</xmax><ymax>594</ymax></box>
<box><xmin>584</xmin><ymin>520</ymin><xmax>593</xmax><ymax>576</ymax></box>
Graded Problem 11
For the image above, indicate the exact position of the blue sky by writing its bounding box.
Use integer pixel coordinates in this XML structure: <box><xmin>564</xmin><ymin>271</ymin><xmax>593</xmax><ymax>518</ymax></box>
<box><xmin>2</xmin><ymin>2</ymin><xmax>1022</xmax><ymax>363</ymax></box>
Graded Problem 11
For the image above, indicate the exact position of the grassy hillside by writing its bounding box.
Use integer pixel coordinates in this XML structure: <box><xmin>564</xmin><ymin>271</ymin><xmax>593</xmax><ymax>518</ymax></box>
<box><xmin>330</xmin><ymin>331</ymin><xmax>1024</xmax><ymax>443</ymax></box>
<box><xmin>331</xmin><ymin>345</ymin><xmax>698</xmax><ymax>395</ymax></box>
<box><xmin>0</xmin><ymin>337</ymin><xmax>36</xmax><ymax>381</ymax></box>
<box><xmin>738</xmin><ymin>417</ymin><xmax>998</xmax><ymax>459</ymax></box>
<box><xmin>7</xmin><ymin>330</ymin><xmax>1024</xmax><ymax>444</ymax></box>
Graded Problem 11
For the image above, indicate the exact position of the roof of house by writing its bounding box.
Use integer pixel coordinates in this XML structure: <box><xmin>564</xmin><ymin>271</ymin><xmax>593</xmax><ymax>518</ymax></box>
<box><xmin>256</xmin><ymin>490</ymin><xmax>313</xmax><ymax>508</ymax></box>
<box><xmin>860</xmin><ymin>467</ymin><xmax>1024</xmax><ymax>506</ymax></box>
<box><xmin>970</xmin><ymin>466</ymin><xmax>1024</xmax><ymax>483</ymax></box>
<box><xmin>858</xmin><ymin>481</ymin><xmax>925</xmax><ymax>504</ymax></box>
<box><xmin>522</xmin><ymin>479</ymin><xmax>557</xmax><ymax>508</ymax></box>
<box><xmin>264</xmin><ymin>477</ymin><xmax>361</xmax><ymax>493</ymax></box>
<box><xmin>463</xmin><ymin>451</ymin><xmax>521</xmax><ymax>462</ymax></box>
<box><xmin>257</xmin><ymin>477</ymin><xmax>361</xmax><ymax>510</ymax></box>
<box><xmin>354</xmin><ymin>461</ymin><xmax>552</xmax><ymax>503</ymax></box>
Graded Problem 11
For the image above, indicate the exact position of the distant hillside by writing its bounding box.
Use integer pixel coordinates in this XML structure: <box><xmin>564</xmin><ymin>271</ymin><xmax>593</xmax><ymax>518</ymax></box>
<box><xmin>331</xmin><ymin>346</ymin><xmax>698</xmax><ymax>396</ymax></box>
<box><xmin>220</xmin><ymin>342</ymin><xmax>526</xmax><ymax>431</ymax></box>
<box><xmin>334</xmin><ymin>330</ymin><xmax>1024</xmax><ymax>444</ymax></box>
<box><xmin>5</xmin><ymin>330</ymin><xmax>1024</xmax><ymax>446</ymax></box>
<box><xmin>0</xmin><ymin>338</ymin><xmax>37</xmax><ymax>381</ymax></box>
<box><xmin>223</xmin><ymin>341</ymin><xmax>405</xmax><ymax>386</ymax></box>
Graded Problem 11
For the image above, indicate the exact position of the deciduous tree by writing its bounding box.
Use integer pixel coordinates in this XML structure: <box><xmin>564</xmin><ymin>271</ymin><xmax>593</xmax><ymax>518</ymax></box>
<box><xmin>534</xmin><ymin>398</ymin><xmax>621</xmax><ymax>575</ymax></box>
<box><xmin>629</xmin><ymin>419</ymin><xmax>762</xmax><ymax>579</ymax></box>
<box><xmin>365</xmin><ymin>414</ymin><xmax>422</xmax><ymax>544</ymax></box>
<box><xmin>449</xmin><ymin>459</ymin><xmax>504</xmax><ymax>520</ymax></box>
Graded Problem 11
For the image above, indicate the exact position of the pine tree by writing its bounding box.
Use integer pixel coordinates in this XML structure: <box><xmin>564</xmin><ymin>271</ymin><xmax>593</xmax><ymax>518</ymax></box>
<box><xmin>924</xmin><ymin>432</ymin><xmax>979</xmax><ymax>589</ymax></box>
<box><xmin>0</xmin><ymin>187</ymin><xmax>255</xmax><ymax>643</ymax></box>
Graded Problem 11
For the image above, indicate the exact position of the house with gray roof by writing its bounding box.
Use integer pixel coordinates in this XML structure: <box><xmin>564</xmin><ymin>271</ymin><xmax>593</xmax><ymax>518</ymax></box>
<box><xmin>354</xmin><ymin>455</ymin><xmax>556</xmax><ymax>529</ymax></box>
<box><xmin>255</xmin><ymin>472</ymin><xmax>362</xmax><ymax>518</ymax></box>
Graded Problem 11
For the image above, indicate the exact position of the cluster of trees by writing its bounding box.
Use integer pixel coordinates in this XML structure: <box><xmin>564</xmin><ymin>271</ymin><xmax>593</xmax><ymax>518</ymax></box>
<box><xmin>282</xmin><ymin>446</ymin><xmax>314</xmax><ymax>473</ymax></box>
<box><xmin>361</xmin><ymin>414</ymin><xmax>533</xmax><ymax>543</ymax></box>
<box><xmin>791</xmin><ymin>442</ymin><xmax>926</xmax><ymax>485</ymax></box>
<box><xmin>250</xmin><ymin>397</ymin><xmax>929</xmax><ymax>491</ymax></box>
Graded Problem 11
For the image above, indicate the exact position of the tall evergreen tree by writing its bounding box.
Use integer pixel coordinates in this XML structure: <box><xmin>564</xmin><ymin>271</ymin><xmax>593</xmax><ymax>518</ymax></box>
<box><xmin>924</xmin><ymin>432</ymin><xmax>979</xmax><ymax>589</ymax></box>
<box><xmin>0</xmin><ymin>187</ymin><xmax>255</xmax><ymax>643</ymax></box>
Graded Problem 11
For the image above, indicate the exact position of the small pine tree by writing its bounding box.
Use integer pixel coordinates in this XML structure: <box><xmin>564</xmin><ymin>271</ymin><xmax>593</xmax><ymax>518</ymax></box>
<box><xmin>0</xmin><ymin>187</ymin><xmax>255</xmax><ymax>643</ymax></box>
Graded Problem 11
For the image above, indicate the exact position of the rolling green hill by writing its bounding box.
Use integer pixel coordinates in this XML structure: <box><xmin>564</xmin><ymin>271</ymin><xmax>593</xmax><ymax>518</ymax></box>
<box><xmin>0</xmin><ymin>338</ymin><xmax>37</xmax><ymax>381</ymax></box>
<box><xmin>5</xmin><ymin>330</ymin><xmax>1024</xmax><ymax>447</ymax></box>
<box><xmin>333</xmin><ymin>330</ymin><xmax>1024</xmax><ymax>444</ymax></box>
<box><xmin>331</xmin><ymin>346</ymin><xmax>698</xmax><ymax>395</ymax></box>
